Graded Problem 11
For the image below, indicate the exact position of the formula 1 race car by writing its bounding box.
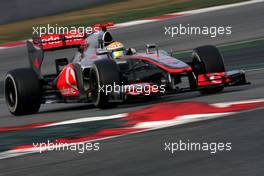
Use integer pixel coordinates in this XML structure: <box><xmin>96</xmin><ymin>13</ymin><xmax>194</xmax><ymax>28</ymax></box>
<box><xmin>4</xmin><ymin>23</ymin><xmax>248</xmax><ymax>115</ymax></box>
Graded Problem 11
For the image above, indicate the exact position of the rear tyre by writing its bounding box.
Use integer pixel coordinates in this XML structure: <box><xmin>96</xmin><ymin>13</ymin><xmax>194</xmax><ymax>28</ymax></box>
<box><xmin>5</xmin><ymin>68</ymin><xmax>42</xmax><ymax>115</ymax></box>
<box><xmin>192</xmin><ymin>45</ymin><xmax>225</xmax><ymax>94</ymax></box>
<box><xmin>90</xmin><ymin>59</ymin><xmax>120</xmax><ymax>108</ymax></box>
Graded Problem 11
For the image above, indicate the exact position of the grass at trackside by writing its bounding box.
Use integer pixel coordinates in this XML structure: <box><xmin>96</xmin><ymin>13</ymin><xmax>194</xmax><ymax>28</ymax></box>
<box><xmin>172</xmin><ymin>38</ymin><xmax>264</xmax><ymax>58</ymax></box>
<box><xmin>0</xmin><ymin>0</ymin><xmax>249</xmax><ymax>44</ymax></box>
<box><xmin>172</xmin><ymin>38</ymin><xmax>264</xmax><ymax>70</ymax></box>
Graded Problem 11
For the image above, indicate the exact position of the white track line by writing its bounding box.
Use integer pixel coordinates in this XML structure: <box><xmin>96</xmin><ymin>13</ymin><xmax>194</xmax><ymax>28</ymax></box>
<box><xmin>44</xmin><ymin>113</ymin><xmax>127</xmax><ymax>128</ymax></box>
<box><xmin>169</xmin><ymin>0</ymin><xmax>264</xmax><ymax>16</ymax></box>
<box><xmin>1</xmin><ymin>98</ymin><xmax>264</xmax><ymax>159</ymax></box>
<box><xmin>213</xmin><ymin>98</ymin><xmax>264</xmax><ymax>108</ymax></box>
<box><xmin>245</xmin><ymin>67</ymin><xmax>264</xmax><ymax>72</ymax></box>
<box><xmin>132</xmin><ymin>112</ymin><xmax>234</xmax><ymax>129</ymax></box>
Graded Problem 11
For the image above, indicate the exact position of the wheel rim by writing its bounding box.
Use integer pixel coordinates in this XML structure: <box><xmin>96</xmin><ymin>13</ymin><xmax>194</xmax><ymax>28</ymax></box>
<box><xmin>90</xmin><ymin>69</ymin><xmax>99</xmax><ymax>104</ymax></box>
<box><xmin>5</xmin><ymin>76</ymin><xmax>17</xmax><ymax>110</ymax></box>
<box><xmin>192</xmin><ymin>57</ymin><xmax>204</xmax><ymax>76</ymax></box>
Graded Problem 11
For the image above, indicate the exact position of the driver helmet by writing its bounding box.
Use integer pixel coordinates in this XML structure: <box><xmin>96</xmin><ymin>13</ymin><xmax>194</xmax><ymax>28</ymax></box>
<box><xmin>106</xmin><ymin>41</ymin><xmax>125</xmax><ymax>59</ymax></box>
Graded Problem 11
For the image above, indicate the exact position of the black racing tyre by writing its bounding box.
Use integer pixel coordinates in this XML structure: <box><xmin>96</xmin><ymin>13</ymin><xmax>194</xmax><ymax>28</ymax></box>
<box><xmin>192</xmin><ymin>45</ymin><xmax>225</xmax><ymax>94</ymax></box>
<box><xmin>90</xmin><ymin>59</ymin><xmax>120</xmax><ymax>108</ymax></box>
<box><xmin>5</xmin><ymin>68</ymin><xmax>42</xmax><ymax>115</ymax></box>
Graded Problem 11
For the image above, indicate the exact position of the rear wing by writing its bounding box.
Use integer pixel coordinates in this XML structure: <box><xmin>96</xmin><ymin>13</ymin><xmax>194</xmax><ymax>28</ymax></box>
<box><xmin>32</xmin><ymin>32</ymin><xmax>86</xmax><ymax>51</ymax></box>
<box><xmin>27</xmin><ymin>32</ymin><xmax>86</xmax><ymax>76</ymax></box>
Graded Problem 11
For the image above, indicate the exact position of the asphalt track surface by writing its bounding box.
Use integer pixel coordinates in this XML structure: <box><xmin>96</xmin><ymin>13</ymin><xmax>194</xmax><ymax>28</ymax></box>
<box><xmin>0</xmin><ymin>1</ymin><xmax>264</xmax><ymax>176</ymax></box>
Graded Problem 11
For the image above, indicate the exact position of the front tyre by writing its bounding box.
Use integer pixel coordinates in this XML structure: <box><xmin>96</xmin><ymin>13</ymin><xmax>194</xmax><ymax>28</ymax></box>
<box><xmin>5</xmin><ymin>68</ymin><xmax>42</xmax><ymax>115</ymax></box>
<box><xmin>90</xmin><ymin>59</ymin><xmax>120</xmax><ymax>108</ymax></box>
<box><xmin>192</xmin><ymin>45</ymin><xmax>225</xmax><ymax>94</ymax></box>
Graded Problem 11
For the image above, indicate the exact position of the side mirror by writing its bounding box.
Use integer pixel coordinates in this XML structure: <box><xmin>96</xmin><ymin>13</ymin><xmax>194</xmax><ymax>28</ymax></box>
<box><xmin>146</xmin><ymin>43</ymin><xmax>159</xmax><ymax>55</ymax></box>
<box><xmin>127</xmin><ymin>48</ymin><xmax>137</xmax><ymax>55</ymax></box>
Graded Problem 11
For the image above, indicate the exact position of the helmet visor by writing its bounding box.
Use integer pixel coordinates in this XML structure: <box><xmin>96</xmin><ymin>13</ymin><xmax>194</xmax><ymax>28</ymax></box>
<box><xmin>111</xmin><ymin>50</ymin><xmax>125</xmax><ymax>59</ymax></box>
